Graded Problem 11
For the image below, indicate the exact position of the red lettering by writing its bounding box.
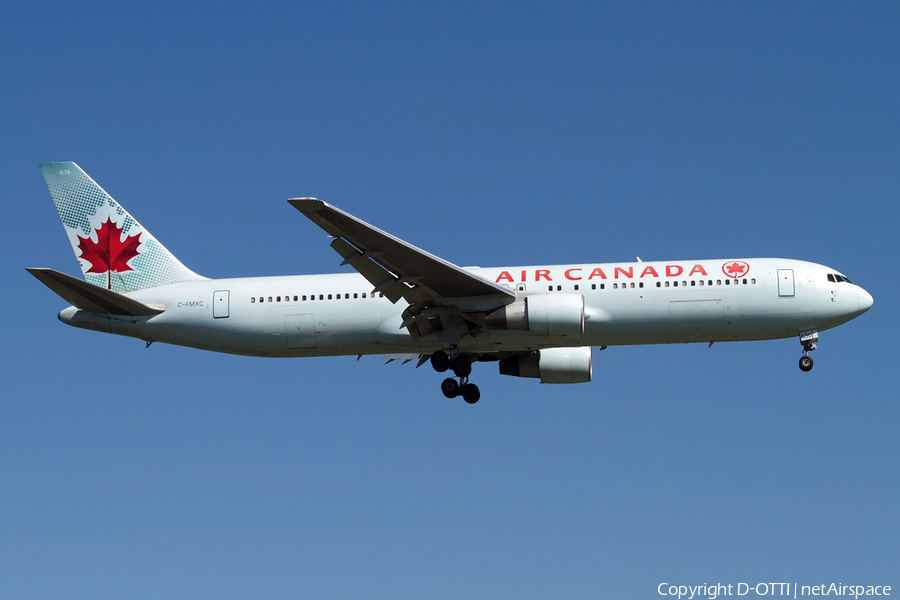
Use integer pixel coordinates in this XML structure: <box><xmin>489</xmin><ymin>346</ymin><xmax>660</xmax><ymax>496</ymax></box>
<box><xmin>536</xmin><ymin>269</ymin><xmax>552</xmax><ymax>281</ymax></box>
<box><xmin>564</xmin><ymin>268</ymin><xmax>582</xmax><ymax>280</ymax></box>
<box><xmin>615</xmin><ymin>267</ymin><xmax>633</xmax><ymax>279</ymax></box>
<box><xmin>689</xmin><ymin>264</ymin><xmax>708</xmax><ymax>276</ymax></box>
<box><xmin>640</xmin><ymin>266</ymin><xmax>659</xmax><ymax>278</ymax></box>
<box><xmin>588</xmin><ymin>268</ymin><xmax>607</xmax><ymax>280</ymax></box>
<box><xmin>520</xmin><ymin>270</ymin><xmax>526</xmax><ymax>282</ymax></box>
<box><xmin>666</xmin><ymin>265</ymin><xmax>683</xmax><ymax>277</ymax></box>
<box><xmin>496</xmin><ymin>271</ymin><xmax>514</xmax><ymax>283</ymax></box>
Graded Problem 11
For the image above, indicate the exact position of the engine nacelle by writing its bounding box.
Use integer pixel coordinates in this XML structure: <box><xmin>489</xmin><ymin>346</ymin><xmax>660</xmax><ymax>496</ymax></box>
<box><xmin>484</xmin><ymin>293</ymin><xmax>584</xmax><ymax>336</ymax></box>
<box><xmin>499</xmin><ymin>347</ymin><xmax>592</xmax><ymax>384</ymax></box>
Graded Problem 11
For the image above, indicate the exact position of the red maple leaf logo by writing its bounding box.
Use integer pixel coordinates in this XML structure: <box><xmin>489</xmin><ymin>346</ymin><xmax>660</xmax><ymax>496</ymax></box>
<box><xmin>723</xmin><ymin>261</ymin><xmax>749</xmax><ymax>278</ymax></box>
<box><xmin>76</xmin><ymin>217</ymin><xmax>142</xmax><ymax>289</ymax></box>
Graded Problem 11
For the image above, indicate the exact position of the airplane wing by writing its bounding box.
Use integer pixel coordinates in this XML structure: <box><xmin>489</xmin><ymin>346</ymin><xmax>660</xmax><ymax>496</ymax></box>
<box><xmin>288</xmin><ymin>199</ymin><xmax>514</xmax><ymax>303</ymax></box>
<box><xmin>288</xmin><ymin>198</ymin><xmax>516</xmax><ymax>344</ymax></box>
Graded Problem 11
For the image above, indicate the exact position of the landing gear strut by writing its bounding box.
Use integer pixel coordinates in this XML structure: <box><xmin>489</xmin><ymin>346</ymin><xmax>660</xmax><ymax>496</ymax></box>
<box><xmin>799</xmin><ymin>330</ymin><xmax>817</xmax><ymax>372</ymax></box>
<box><xmin>432</xmin><ymin>350</ymin><xmax>480</xmax><ymax>403</ymax></box>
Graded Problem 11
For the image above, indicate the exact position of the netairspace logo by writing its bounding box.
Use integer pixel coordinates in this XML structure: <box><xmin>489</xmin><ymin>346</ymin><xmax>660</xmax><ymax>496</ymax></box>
<box><xmin>657</xmin><ymin>582</ymin><xmax>892</xmax><ymax>599</ymax></box>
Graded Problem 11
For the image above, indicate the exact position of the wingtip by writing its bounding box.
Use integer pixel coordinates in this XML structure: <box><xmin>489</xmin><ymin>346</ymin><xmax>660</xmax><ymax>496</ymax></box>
<box><xmin>288</xmin><ymin>198</ymin><xmax>328</xmax><ymax>215</ymax></box>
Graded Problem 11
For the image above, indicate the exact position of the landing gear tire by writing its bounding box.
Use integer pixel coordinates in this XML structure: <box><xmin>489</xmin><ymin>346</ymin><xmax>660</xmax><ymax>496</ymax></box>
<box><xmin>460</xmin><ymin>384</ymin><xmax>481</xmax><ymax>404</ymax></box>
<box><xmin>441</xmin><ymin>378</ymin><xmax>459</xmax><ymax>398</ymax></box>
<box><xmin>450</xmin><ymin>356</ymin><xmax>472</xmax><ymax>378</ymax></box>
<box><xmin>799</xmin><ymin>355</ymin><xmax>814</xmax><ymax>372</ymax></box>
<box><xmin>431</xmin><ymin>351</ymin><xmax>450</xmax><ymax>373</ymax></box>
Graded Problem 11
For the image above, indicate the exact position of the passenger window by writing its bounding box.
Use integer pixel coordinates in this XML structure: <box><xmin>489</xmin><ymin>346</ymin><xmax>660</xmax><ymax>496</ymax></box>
<box><xmin>548</xmin><ymin>285</ymin><xmax>553</xmax><ymax>291</ymax></box>
<box><xmin>716</xmin><ymin>280</ymin><xmax>721</xmax><ymax>286</ymax></box>
<box><xmin>630</xmin><ymin>283</ymin><xmax>635</xmax><ymax>288</ymax></box>
<box><xmin>591</xmin><ymin>284</ymin><xmax>596</xmax><ymax>290</ymax></box>
<box><xmin>319</xmin><ymin>294</ymin><xmax>323</xmax><ymax>300</ymax></box>
<box><xmin>557</xmin><ymin>285</ymin><xmax>562</xmax><ymax>291</ymax></box>
<box><xmin>328</xmin><ymin>294</ymin><xmax>332</xmax><ymax>300</ymax></box>
<box><xmin>302</xmin><ymin>295</ymin><xmax>307</xmax><ymax>301</ymax></box>
<box><xmin>708</xmin><ymin>280</ymin><xmax>713</xmax><ymax>286</ymax></box>
<box><xmin>345</xmin><ymin>293</ymin><xmax>349</xmax><ymax>299</ymax></box>
<box><xmin>362</xmin><ymin>293</ymin><xmax>367</xmax><ymax>298</ymax></box>
<box><xmin>639</xmin><ymin>282</ymin><xmax>644</xmax><ymax>288</ymax></box>
<box><xmin>601</xmin><ymin>284</ymin><xmax>605</xmax><ymax>290</ymax></box>
<box><xmin>699</xmin><ymin>280</ymin><xmax>704</xmax><ymax>286</ymax></box>
<box><xmin>574</xmin><ymin>284</ymin><xmax>579</xmax><ymax>291</ymax></box>
<box><xmin>742</xmin><ymin>279</ymin><xmax>747</xmax><ymax>285</ymax></box>
<box><xmin>613</xmin><ymin>283</ymin><xmax>618</xmax><ymax>289</ymax></box>
<box><xmin>665</xmin><ymin>281</ymin><xmax>670</xmax><ymax>287</ymax></box>
<box><xmin>656</xmin><ymin>282</ymin><xmax>661</xmax><ymax>288</ymax></box>
<box><xmin>379</xmin><ymin>292</ymin><xmax>384</xmax><ymax>298</ymax></box>
<box><xmin>354</xmin><ymin>293</ymin><xmax>358</xmax><ymax>298</ymax></box>
<box><xmin>251</xmin><ymin>297</ymin><xmax>255</xmax><ymax>303</ymax></box>
<box><xmin>691</xmin><ymin>280</ymin><xmax>696</xmax><ymax>286</ymax></box>
<box><xmin>725</xmin><ymin>280</ymin><xmax>730</xmax><ymax>285</ymax></box>
<box><xmin>673</xmin><ymin>281</ymin><xmax>678</xmax><ymax>287</ymax></box>
<box><xmin>751</xmin><ymin>279</ymin><xmax>756</xmax><ymax>284</ymax></box>
<box><xmin>268</xmin><ymin>297</ymin><xmax>273</xmax><ymax>302</ymax></box>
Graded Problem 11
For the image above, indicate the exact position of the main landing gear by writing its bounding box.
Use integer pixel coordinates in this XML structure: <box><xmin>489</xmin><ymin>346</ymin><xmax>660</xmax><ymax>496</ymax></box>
<box><xmin>431</xmin><ymin>350</ymin><xmax>480</xmax><ymax>404</ymax></box>
<box><xmin>798</xmin><ymin>330</ymin><xmax>818</xmax><ymax>372</ymax></box>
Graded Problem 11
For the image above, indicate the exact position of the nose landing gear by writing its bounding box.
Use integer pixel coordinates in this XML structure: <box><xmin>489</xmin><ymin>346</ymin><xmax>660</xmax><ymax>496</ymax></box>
<box><xmin>433</xmin><ymin>350</ymin><xmax>480</xmax><ymax>403</ymax></box>
<box><xmin>799</xmin><ymin>330</ymin><xmax>818</xmax><ymax>372</ymax></box>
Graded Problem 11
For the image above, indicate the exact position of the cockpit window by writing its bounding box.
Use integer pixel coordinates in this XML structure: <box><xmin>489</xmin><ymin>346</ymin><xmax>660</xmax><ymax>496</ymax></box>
<box><xmin>827</xmin><ymin>274</ymin><xmax>836</xmax><ymax>283</ymax></box>
<box><xmin>828</xmin><ymin>273</ymin><xmax>854</xmax><ymax>284</ymax></box>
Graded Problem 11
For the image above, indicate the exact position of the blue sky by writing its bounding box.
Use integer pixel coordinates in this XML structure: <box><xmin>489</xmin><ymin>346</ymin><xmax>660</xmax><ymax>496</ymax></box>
<box><xmin>2</xmin><ymin>2</ymin><xmax>898</xmax><ymax>598</ymax></box>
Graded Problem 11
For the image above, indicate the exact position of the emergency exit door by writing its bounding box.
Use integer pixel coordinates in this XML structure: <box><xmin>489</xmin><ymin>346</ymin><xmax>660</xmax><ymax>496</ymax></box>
<box><xmin>213</xmin><ymin>290</ymin><xmax>230</xmax><ymax>318</ymax></box>
<box><xmin>777</xmin><ymin>270</ymin><xmax>795</xmax><ymax>297</ymax></box>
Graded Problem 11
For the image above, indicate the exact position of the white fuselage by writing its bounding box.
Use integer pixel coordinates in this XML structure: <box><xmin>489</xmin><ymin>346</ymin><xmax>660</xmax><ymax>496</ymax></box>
<box><xmin>58</xmin><ymin>258</ymin><xmax>872</xmax><ymax>358</ymax></box>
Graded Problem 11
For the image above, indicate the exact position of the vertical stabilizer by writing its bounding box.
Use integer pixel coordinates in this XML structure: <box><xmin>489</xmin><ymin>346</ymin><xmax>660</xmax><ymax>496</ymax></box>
<box><xmin>40</xmin><ymin>162</ymin><xmax>204</xmax><ymax>292</ymax></box>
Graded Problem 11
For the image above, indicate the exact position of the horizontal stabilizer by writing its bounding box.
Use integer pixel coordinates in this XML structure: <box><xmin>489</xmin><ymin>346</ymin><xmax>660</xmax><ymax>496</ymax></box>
<box><xmin>26</xmin><ymin>268</ymin><xmax>164</xmax><ymax>316</ymax></box>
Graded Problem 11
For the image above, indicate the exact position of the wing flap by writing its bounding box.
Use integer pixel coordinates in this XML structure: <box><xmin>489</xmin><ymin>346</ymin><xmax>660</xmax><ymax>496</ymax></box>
<box><xmin>27</xmin><ymin>268</ymin><xmax>164</xmax><ymax>316</ymax></box>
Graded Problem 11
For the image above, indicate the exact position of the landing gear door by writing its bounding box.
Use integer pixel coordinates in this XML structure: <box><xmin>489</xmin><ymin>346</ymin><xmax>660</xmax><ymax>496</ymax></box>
<box><xmin>213</xmin><ymin>290</ymin><xmax>230</xmax><ymax>318</ymax></box>
<box><xmin>777</xmin><ymin>269</ymin><xmax>795</xmax><ymax>297</ymax></box>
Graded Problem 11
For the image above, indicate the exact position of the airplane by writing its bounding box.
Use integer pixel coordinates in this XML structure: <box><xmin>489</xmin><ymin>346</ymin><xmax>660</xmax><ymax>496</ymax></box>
<box><xmin>29</xmin><ymin>162</ymin><xmax>873</xmax><ymax>404</ymax></box>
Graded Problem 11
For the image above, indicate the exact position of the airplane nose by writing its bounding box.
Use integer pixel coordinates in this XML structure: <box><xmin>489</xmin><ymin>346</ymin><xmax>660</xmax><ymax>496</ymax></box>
<box><xmin>857</xmin><ymin>287</ymin><xmax>874</xmax><ymax>315</ymax></box>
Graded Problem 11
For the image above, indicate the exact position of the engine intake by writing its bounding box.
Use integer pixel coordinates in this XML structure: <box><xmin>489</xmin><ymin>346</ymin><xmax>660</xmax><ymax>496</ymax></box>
<box><xmin>499</xmin><ymin>347</ymin><xmax>592</xmax><ymax>384</ymax></box>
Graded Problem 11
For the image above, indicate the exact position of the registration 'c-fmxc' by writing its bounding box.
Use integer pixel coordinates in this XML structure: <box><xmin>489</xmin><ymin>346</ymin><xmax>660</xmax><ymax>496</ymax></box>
<box><xmin>29</xmin><ymin>162</ymin><xmax>873</xmax><ymax>404</ymax></box>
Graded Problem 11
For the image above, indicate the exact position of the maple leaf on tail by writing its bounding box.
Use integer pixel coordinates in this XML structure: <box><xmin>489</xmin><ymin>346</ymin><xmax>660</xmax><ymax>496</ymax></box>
<box><xmin>76</xmin><ymin>217</ymin><xmax>142</xmax><ymax>289</ymax></box>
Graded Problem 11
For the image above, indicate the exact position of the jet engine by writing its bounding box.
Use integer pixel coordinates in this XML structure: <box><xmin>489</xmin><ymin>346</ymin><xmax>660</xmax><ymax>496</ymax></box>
<box><xmin>484</xmin><ymin>293</ymin><xmax>584</xmax><ymax>336</ymax></box>
<box><xmin>499</xmin><ymin>347</ymin><xmax>592</xmax><ymax>384</ymax></box>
